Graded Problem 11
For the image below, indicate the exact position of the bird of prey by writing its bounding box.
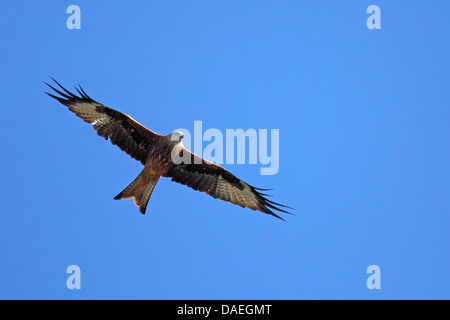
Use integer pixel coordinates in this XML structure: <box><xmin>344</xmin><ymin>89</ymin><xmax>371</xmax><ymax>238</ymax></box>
<box><xmin>45</xmin><ymin>78</ymin><xmax>291</xmax><ymax>220</ymax></box>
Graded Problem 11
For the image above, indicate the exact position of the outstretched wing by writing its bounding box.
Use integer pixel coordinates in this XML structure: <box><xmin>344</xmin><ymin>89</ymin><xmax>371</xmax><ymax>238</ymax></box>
<box><xmin>164</xmin><ymin>148</ymin><xmax>292</xmax><ymax>220</ymax></box>
<box><xmin>45</xmin><ymin>78</ymin><xmax>161</xmax><ymax>165</ymax></box>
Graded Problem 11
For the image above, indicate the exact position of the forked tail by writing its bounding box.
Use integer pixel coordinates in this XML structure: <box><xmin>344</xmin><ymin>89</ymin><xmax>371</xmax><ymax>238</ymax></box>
<box><xmin>114</xmin><ymin>170</ymin><xmax>159</xmax><ymax>214</ymax></box>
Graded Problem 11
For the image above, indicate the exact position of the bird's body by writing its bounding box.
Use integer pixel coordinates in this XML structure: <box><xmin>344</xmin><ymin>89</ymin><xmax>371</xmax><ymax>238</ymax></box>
<box><xmin>45</xmin><ymin>79</ymin><xmax>291</xmax><ymax>219</ymax></box>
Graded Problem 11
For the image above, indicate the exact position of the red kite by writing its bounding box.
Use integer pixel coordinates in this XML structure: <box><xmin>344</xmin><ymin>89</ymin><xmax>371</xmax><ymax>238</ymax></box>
<box><xmin>45</xmin><ymin>79</ymin><xmax>291</xmax><ymax>220</ymax></box>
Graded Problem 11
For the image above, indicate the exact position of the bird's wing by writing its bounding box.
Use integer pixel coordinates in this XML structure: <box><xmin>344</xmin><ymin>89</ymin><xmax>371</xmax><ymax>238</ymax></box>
<box><xmin>164</xmin><ymin>148</ymin><xmax>292</xmax><ymax>220</ymax></box>
<box><xmin>45</xmin><ymin>78</ymin><xmax>161</xmax><ymax>165</ymax></box>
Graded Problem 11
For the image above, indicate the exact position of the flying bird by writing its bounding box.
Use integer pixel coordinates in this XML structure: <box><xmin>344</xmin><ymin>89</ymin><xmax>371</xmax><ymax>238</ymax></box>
<box><xmin>45</xmin><ymin>78</ymin><xmax>291</xmax><ymax>220</ymax></box>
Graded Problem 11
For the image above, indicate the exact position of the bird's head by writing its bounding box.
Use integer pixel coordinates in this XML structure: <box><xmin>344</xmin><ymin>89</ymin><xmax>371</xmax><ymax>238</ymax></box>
<box><xmin>170</xmin><ymin>131</ymin><xmax>185</xmax><ymax>144</ymax></box>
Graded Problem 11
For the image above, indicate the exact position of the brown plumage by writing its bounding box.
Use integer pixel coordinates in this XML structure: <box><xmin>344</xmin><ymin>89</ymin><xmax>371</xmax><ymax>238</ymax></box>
<box><xmin>45</xmin><ymin>78</ymin><xmax>292</xmax><ymax>220</ymax></box>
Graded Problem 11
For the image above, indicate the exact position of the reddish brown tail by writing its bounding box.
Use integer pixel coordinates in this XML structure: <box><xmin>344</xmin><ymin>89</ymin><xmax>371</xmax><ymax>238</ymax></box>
<box><xmin>114</xmin><ymin>171</ymin><xmax>159</xmax><ymax>214</ymax></box>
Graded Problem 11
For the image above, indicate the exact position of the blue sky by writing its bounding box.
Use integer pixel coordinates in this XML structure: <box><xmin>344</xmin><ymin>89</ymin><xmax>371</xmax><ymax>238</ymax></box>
<box><xmin>1</xmin><ymin>1</ymin><xmax>449</xmax><ymax>299</ymax></box>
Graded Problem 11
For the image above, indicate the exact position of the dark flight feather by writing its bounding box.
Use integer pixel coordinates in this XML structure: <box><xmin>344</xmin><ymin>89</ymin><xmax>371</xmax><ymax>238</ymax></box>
<box><xmin>45</xmin><ymin>80</ymin><xmax>160</xmax><ymax>165</ymax></box>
